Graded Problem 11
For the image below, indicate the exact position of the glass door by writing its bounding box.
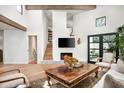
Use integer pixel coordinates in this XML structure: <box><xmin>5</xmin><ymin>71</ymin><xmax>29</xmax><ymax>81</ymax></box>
<box><xmin>88</xmin><ymin>35</ymin><xmax>100</xmax><ymax>63</ymax></box>
<box><xmin>88</xmin><ymin>33</ymin><xmax>118</xmax><ymax>64</ymax></box>
<box><xmin>103</xmin><ymin>34</ymin><xmax>117</xmax><ymax>63</ymax></box>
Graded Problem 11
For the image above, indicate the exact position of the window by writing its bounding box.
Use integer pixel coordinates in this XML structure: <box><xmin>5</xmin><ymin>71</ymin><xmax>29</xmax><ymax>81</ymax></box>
<box><xmin>17</xmin><ymin>5</ymin><xmax>23</xmax><ymax>15</ymax></box>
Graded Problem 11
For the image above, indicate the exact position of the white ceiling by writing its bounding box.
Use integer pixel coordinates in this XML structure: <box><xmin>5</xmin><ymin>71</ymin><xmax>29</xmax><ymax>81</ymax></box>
<box><xmin>44</xmin><ymin>10</ymin><xmax>87</xmax><ymax>28</ymax></box>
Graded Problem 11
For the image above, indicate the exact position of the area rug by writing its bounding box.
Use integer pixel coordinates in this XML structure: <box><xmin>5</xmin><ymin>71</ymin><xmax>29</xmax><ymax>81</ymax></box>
<box><xmin>30</xmin><ymin>69</ymin><xmax>107</xmax><ymax>88</ymax></box>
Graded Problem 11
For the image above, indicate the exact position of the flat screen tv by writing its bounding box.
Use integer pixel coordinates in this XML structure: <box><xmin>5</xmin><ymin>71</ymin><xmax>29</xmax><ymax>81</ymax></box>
<box><xmin>58</xmin><ymin>38</ymin><xmax>75</xmax><ymax>48</ymax></box>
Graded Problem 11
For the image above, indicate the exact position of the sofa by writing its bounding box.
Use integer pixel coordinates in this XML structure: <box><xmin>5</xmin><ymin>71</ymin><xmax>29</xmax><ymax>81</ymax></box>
<box><xmin>94</xmin><ymin>62</ymin><xmax>124</xmax><ymax>88</ymax></box>
<box><xmin>0</xmin><ymin>69</ymin><xmax>29</xmax><ymax>88</ymax></box>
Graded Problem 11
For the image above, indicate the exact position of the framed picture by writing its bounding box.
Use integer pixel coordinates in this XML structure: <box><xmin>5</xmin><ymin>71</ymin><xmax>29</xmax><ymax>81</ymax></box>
<box><xmin>96</xmin><ymin>16</ymin><xmax>106</xmax><ymax>27</ymax></box>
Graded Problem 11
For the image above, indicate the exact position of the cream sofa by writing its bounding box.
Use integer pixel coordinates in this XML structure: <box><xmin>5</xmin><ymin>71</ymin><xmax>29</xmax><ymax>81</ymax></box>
<box><xmin>0</xmin><ymin>69</ymin><xmax>29</xmax><ymax>88</ymax></box>
<box><xmin>94</xmin><ymin>63</ymin><xmax>124</xmax><ymax>88</ymax></box>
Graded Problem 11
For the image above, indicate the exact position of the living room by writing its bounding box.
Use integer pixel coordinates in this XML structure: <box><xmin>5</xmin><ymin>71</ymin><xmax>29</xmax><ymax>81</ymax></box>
<box><xmin>0</xmin><ymin>4</ymin><xmax>124</xmax><ymax>89</ymax></box>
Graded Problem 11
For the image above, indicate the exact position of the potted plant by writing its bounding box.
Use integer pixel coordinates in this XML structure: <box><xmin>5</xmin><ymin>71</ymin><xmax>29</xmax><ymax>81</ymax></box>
<box><xmin>63</xmin><ymin>55</ymin><xmax>79</xmax><ymax>71</ymax></box>
<box><xmin>106</xmin><ymin>43</ymin><xmax>116</xmax><ymax>53</ymax></box>
<box><xmin>113</xmin><ymin>25</ymin><xmax>124</xmax><ymax>73</ymax></box>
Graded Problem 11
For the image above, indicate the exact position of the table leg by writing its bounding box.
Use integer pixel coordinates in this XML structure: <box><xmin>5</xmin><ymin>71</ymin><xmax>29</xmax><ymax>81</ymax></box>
<box><xmin>95</xmin><ymin>70</ymin><xmax>98</xmax><ymax>78</ymax></box>
<box><xmin>47</xmin><ymin>76</ymin><xmax>51</xmax><ymax>86</ymax></box>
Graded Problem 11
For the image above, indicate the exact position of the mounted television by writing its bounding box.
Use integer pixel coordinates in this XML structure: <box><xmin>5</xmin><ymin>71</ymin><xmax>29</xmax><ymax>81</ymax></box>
<box><xmin>58</xmin><ymin>38</ymin><xmax>75</xmax><ymax>48</ymax></box>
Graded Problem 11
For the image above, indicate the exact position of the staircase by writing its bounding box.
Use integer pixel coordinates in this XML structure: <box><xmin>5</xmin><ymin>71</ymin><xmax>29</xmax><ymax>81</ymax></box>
<box><xmin>43</xmin><ymin>43</ymin><xmax>53</xmax><ymax>60</ymax></box>
<box><xmin>48</xmin><ymin>31</ymin><xmax>52</xmax><ymax>42</ymax></box>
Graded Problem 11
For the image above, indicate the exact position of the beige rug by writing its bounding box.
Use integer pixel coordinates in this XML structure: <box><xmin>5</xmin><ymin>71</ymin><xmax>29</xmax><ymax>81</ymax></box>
<box><xmin>30</xmin><ymin>70</ymin><xmax>107</xmax><ymax>88</ymax></box>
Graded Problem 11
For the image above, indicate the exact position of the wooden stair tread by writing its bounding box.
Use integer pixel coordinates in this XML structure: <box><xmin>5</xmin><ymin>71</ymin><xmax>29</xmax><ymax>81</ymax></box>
<box><xmin>43</xmin><ymin>43</ymin><xmax>53</xmax><ymax>60</ymax></box>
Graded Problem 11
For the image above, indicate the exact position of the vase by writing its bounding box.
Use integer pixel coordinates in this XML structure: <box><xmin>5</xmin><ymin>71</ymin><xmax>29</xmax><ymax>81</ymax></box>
<box><xmin>68</xmin><ymin>66</ymin><xmax>74</xmax><ymax>71</ymax></box>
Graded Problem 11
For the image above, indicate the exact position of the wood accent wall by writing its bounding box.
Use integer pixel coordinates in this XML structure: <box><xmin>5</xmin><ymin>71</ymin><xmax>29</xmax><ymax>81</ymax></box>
<box><xmin>25</xmin><ymin>5</ymin><xmax>96</xmax><ymax>10</ymax></box>
<box><xmin>0</xmin><ymin>15</ymin><xmax>27</xmax><ymax>31</ymax></box>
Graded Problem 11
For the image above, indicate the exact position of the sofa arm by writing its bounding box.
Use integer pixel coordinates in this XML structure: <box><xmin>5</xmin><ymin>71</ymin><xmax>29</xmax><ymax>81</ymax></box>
<box><xmin>96</xmin><ymin>57</ymin><xmax>102</xmax><ymax>62</ymax></box>
<box><xmin>110</xmin><ymin>64</ymin><xmax>118</xmax><ymax>71</ymax></box>
<box><xmin>0</xmin><ymin>73</ymin><xmax>29</xmax><ymax>87</ymax></box>
<box><xmin>0</xmin><ymin>76</ymin><xmax>26</xmax><ymax>83</ymax></box>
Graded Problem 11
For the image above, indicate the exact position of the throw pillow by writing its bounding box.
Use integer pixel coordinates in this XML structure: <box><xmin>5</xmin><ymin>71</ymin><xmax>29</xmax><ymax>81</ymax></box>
<box><xmin>104</xmin><ymin>74</ymin><xmax>124</xmax><ymax>88</ymax></box>
<box><xmin>117</xmin><ymin>59</ymin><xmax>124</xmax><ymax>74</ymax></box>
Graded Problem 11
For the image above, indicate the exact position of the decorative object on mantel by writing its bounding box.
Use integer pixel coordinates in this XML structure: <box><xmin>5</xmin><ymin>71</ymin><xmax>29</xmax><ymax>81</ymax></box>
<box><xmin>77</xmin><ymin>38</ymin><xmax>81</xmax><ymax>44</ymax></box>
<box><xmin>70</xmin><ymin>29</ymin><xmax>74</xmax><ymax>37</ymax></box>
<box><xmin>96</xmin><ymin>16</ymin><xmax>106</xmax><ymax>27</ymax></box>
<box><xmin>63</xmin><ymin>55</ymin><xmax>83</xmax><ymax>71</ymax></box>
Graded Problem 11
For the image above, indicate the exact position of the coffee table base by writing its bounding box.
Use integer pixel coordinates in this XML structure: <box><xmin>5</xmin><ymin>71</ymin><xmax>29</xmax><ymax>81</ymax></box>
<box><xmin>46</xmin><ymin>70</ymin><xmax>99</xmax><ymax>88</ymax></box>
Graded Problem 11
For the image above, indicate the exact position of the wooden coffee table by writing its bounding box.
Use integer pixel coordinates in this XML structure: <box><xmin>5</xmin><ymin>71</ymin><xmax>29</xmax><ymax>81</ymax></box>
<box><xmin>45</xmin><ymin>64</ymin><xmax>99</xmax><ymax>88</ymax></box>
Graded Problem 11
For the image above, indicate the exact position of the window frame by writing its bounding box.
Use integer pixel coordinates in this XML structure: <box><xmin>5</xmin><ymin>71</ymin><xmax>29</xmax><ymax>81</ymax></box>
<box><xmin>17</xmin><ymin>5</ymin><xmax>23</xmax><ymax>15</ymax></box>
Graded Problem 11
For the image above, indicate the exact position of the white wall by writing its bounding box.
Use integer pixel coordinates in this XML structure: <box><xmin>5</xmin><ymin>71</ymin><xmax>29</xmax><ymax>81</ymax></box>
<box><xmin>0</xmin><ymin>30</ymin><xmax>4</xmax><ymax>49</ymax></box>
<box><xmin>3</xmin><ymin>30</ymin><xmax>28</xmax><ymax>64</ymax></box>
<box><xmin>73</xmin><ymin>5</ymin><xmax>124</xmax><ymax>62</ymax></box>
<box><xmin>0</xmin><ymin>6</ymin><xmax>48</xmax><ymax>64</ymax></box>
<box><xmin>26</xmin><ymin>10</ymin><xmax>48</xmax><ymax>63</ymax></box>
<box><xmin>0</xmin><ymin>5</ymin><xmax>28</xmax><ymax>64</ymax></box>
<box><xmin>53</xmin><ymin>11</ymin><xmax>76</xmax><ymax>61</ymax></box>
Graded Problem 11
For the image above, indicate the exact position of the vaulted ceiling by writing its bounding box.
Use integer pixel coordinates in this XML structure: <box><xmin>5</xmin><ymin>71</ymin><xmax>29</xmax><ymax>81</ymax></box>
<box><xmin>44</xmin><ymin>10</ymin><xmax>87</xmax><ymax>28</ymax></box>
<box><xmin>26</xmin><ymin>5</ymin><xmax>96</xmax><ymax>28</ymax></box>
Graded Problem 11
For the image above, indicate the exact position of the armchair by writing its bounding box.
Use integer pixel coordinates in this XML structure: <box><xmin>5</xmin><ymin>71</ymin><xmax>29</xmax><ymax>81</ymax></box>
<box><xmin>95</xmin><ymin>52</ymin><xmax>114</xmax><ymax>69</ymax></box>
<box><xmin>0</xmin><ymin>69</ymin><xmax>29</xmax><ymax>88</ymax></box>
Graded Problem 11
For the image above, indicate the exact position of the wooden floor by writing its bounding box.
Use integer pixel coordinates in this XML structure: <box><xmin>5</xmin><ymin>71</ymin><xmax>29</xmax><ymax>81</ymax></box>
<box><xmin>29</xmin><ymin>60</ymin><xmax>37</xmax><ymax>64</ymax></box>
<box><xmin>0</xmin><ymin>62</ymin><xmax>3</xmax><ymax>65</ymax></box>
<box><xmin>0</xmin><ymin>64</ymin><xmax>61</xmax><ymax>83</ymax></box>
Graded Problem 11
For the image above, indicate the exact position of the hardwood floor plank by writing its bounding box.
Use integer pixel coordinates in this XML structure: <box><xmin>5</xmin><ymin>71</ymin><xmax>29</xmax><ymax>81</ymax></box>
<box><xmin>0</xmin><ymin>64</ymin><xmax>61</xmax><ymax>82</ymax></box>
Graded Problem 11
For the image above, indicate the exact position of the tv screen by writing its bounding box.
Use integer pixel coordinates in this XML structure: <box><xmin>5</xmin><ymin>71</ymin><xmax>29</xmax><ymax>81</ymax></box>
<box><xmin>58</xmin><ymin>38</ymin><xmax>75</xmax><ymax>48</ymax></box>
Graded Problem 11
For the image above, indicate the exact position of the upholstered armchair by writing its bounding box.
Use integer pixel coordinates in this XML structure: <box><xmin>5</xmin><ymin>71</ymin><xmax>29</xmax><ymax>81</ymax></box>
<box><xmin>95</xmin><ymin>52</ymin><xmax>114</xmax><ymax>69</ymax></box>
<box><xmin>0</xmin><ymin>69</ymin><xmax>29</xmax><ymax>88</ymax></box>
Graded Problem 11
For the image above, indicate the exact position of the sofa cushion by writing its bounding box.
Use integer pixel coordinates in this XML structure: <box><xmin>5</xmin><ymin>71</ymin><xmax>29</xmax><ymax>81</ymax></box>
<box><xmin>104</xmin><ymin>74</ymin><xmax>124</xmax><ymax>88</ymax></box>
<box><xmin>96</xmin><ymin>62</ymin><xmax>110</xmax><ymax>68</ymax></box>
<box><xmin>0</xmin><ymin>78</ymin><xmax>24</xmax><ymax>88</ymax></box>
<box><xmin>110</xmin><ymin>64</ymin><xmax>118</xmax><ymax>71</ymax></box>
<box><xmin>117</xmin><ymin>59</ymin><xmax>124</xmax><ymax>74</ymax></box>
<box><xmin>93</xmin><ymin>69</ymin><xmax>124</xmax><ymax>88</ymax></box>
<box><xmin>0</xmin><ymin>73</ymin><xmax>29</xmax><ymax>88</ymax></box>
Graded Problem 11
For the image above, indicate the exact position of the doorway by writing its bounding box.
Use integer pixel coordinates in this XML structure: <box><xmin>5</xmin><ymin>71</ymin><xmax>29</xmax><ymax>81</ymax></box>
<box><xmin>28</xmin><ymin>35</ymin><xmax>37</xmax><ymax>64</ymax></box>
<box><xmin>88</xmin><ymin>32</ymin><xmax>119</xmax><ymax>64</ymax></box>
<box><xmin>0</xmin><ymin>30</ymin><xmax>4</xmax><ymax>64</ymax></box>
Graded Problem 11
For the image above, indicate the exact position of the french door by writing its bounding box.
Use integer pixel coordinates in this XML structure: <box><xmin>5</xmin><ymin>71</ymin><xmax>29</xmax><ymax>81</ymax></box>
<box><xmin>88</xmin><ymin>33</ymin><xmax>119</xmax><ymax>64</ymax></box>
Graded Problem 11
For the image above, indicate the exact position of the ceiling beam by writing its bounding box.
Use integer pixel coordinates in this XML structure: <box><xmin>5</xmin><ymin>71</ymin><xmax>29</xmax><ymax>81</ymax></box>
<box><xmin>25</xmin><ymin>5</ymin><xmax>96</xmax><ymax>10</ymax></box>
<box><xmin>0</xmin><ymin>15</ymin><xmax>27</xmax><ymax>31</ymax></box>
